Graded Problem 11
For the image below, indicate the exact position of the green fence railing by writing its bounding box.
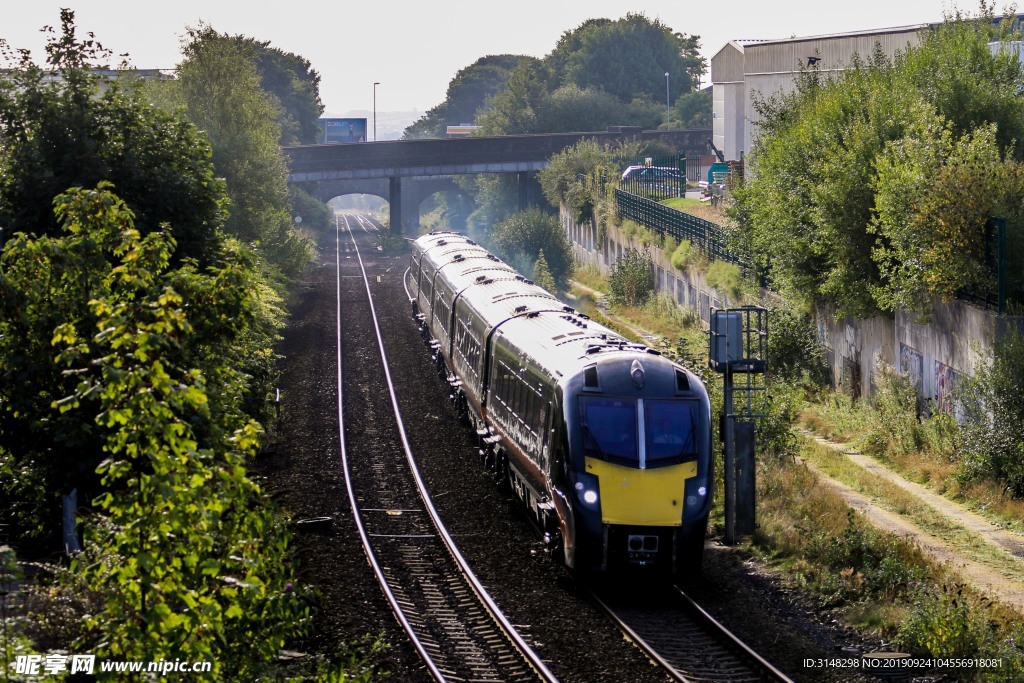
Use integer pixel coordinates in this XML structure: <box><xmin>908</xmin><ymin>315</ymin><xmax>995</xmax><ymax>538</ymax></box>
<box><xmin>615</xmin><ymin>189</ymin><xmax>750</xmax><ymax>270</ymax></box>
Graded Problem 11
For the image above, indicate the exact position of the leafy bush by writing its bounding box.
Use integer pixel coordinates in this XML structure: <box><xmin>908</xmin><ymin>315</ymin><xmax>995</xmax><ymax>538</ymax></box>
<box><xmin>956</xmin><ymin>326</ymin><xmax>1024</xmax><ymax>496</ymax></box>
<box><xmin>53</xmin><ymin>188</ymin><xmax>308</xmax><ymax>677</ymax></box>
<box><xmin>766</xmin><ymin>305</ymin><xmax>829</xmax><ymax>385</ymax></box>
<box><xmin>490</xmin><ymin>207</ymin><xmax>573</xmax><ymax>286</ymax></box>
<box><xmin>862</xmin><ymin>361</ymin><xmax>922</xmax><ymax>459</ymax></box>
<box><xmin>289</xmin><ymin>185</ymin><xmax>333</xmax><ymax>235</ymax></box>
<box><xmin>609</xmin><ymin>247</ymin><xmax>653</xmax><ymax>306</ymax></box>
<box><xmin>897</xmin><ymin>584</ymin><xmax>981</xmax><ymax>658</ymax></box>
<box><xmin>752</xmin><ymin>379</ymin><xmax>801</xmax><ymax>461</ymax></box>
<box><xmin>731</xmin><ymin>10</ymin><xmax>1024</xmax><ymax>318</ymax></box>
<box><xmin>2</xmin><ymin>186</ymin><xmax>307</xmax><ymax>678</ymax></box>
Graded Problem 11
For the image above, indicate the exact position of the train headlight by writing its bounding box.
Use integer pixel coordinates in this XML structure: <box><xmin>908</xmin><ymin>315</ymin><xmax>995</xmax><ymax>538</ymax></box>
<box><xmin>684</xmin><ymin>472</ymin><xmax>709</xmax><ymax>516</ymax></box>
<box><xmin>574</xmin><ymin>472</ymin><xmax>601</xmax><ymax>512</ymax></box>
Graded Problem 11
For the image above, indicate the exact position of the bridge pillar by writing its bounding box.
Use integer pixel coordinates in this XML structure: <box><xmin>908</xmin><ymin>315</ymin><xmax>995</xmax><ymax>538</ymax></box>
<box><xmin>517</xmin><ymin>171</ymin><xmax>541</xmax><ymax>210</ymax></box>
<box><xmin>401</xmin><ymin>186</ymin><xmax>421</xmax><ymax>234</ymax></box>
<box><xmin>389</xmin><ymin>176</ymin><xmax>402</xmax><ymax>234</ymax></box>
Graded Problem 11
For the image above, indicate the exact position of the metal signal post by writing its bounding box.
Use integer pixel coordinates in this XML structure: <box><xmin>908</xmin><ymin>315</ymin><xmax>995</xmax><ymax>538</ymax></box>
<box><xmin>710</xmin><ymin>307</ymin><xmax>768</xmax><ymax>545</ymax></box>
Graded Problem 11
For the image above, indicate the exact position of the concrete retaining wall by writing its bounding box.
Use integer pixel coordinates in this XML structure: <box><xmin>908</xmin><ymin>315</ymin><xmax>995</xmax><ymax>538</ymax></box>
<box><xmin>562</xmin><ymin>204</ymin><xmax>999</xmax><ymax>404</ymax></box>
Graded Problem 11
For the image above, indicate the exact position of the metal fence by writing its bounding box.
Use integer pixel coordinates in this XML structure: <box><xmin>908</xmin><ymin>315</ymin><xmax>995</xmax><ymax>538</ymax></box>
<box><xmin>615</xmin><ymin>189</ymin><xmax>749</xmax><ymax>270</ymax></box>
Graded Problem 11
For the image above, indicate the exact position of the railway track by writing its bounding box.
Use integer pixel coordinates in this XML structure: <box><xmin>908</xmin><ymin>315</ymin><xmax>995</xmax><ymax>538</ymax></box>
<box><xmin>333</xmin><ymin>214</ymin><xmax>558</xmax><ymax>683</ymax></box>
<box><xmin>591</xmin><ymin>584</ymin><xmax>794</xmax><ymax>682</ymax></box>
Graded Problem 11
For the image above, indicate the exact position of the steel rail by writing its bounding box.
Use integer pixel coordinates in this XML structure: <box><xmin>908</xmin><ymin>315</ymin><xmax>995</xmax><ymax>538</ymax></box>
<box><xmin>588</xmin><ymin>583</ymin><xmax>794</xmax><ymax>682</ymax></box>
<box><xmin>674</xmin><ymin>586</ymin><xmax>794</xmax><ymax>682</ymax></box>
<box><xmin>333</xmin><ymin>214</ymin><xmax>447</xmax><ymax>681</ymax></box>
<box><xmin>337</xmin><ymin>214</ymin><xmax>559</xmax><ymax>683</ymax></box>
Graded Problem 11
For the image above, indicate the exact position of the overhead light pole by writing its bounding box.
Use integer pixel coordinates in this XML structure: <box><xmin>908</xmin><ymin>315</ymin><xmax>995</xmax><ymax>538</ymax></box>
<box><xmin>373</xmin><ymin>82</ymin><xmax>380</xmax><ymax>141</ymax></box>
<box><xmin>665</xmin><ymin>72</ymin><xmax>670</xmax><ymax>131</ymax></box>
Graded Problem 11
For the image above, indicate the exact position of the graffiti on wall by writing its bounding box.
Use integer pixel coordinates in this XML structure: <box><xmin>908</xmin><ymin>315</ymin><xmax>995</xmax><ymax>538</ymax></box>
<box><xmin>935</xmin><ymin>361</ymin><xmax>961</xmax><ymax>415</ymax></box>
<box><xmin>899</xmin><ymin>343</ymin><xmax>924</xmax><ymax>396</ymax></box>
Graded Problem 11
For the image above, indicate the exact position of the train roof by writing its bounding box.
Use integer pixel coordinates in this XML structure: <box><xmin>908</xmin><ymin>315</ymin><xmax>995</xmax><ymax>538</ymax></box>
<box><xmin>416</xmin><ymin>231</ymin><xmax>475</xmax><ymax>254</ymax></box>
<box><xmin>457</xmin><ymin>276</ymin><xmax>561</xmax><ymax>317</ymax></box>
<box><xmin>411</xmin><ymin>233</ymin><xmax>693</xmax><ymax>384</ymax></box>
<box><xmin>451</xmin><ymin>272</ymin><xmax>662</xmax><ymax>378</ymax></box>
<box><xmin>493</xmin><ymin>311</ymin><xmax>676</xmax><ymax>380</ymax></box>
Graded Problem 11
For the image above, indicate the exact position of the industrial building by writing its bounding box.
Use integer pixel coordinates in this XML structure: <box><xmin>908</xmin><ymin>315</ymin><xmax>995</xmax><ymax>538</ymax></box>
<box><xmin>711</xmin><ymin>24</ymin><xmax>928</xmax><ymax>162</ymax></box>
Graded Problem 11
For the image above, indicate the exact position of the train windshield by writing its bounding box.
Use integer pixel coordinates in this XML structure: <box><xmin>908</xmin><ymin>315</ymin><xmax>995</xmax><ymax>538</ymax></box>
<box><xmin>644</xmin><ymin>400</ymin><xmax>700</xmax><ymax>466</ymax></box>
<box><xmin>579</xmin><ymin>397</ymin><xmax>637</xmax><ymax>465</ymax></box>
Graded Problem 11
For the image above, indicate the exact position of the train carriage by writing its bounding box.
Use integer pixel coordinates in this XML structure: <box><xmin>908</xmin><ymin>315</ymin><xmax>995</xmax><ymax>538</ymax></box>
<box><xmin>408</xmin><ymin>232</ymin><xmax>713</xmax><ymax>576</ymax></box>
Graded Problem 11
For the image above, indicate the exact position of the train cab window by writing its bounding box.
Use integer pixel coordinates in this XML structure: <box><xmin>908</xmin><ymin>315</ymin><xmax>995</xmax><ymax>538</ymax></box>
<box><xmin>644</xmin><ymin>400</ymin><xmax>699</xmax><ymax>466</ymax></box>
<box><xmin>579</xmin><ymin>396</ymin><xmax>637</xmax><ymax>465</ymax></box>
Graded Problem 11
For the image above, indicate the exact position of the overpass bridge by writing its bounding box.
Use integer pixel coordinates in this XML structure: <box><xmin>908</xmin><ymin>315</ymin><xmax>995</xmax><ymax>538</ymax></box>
<box><xmin>283</xmin><ymin>128</ymin><xmax>710</xmax><ymax>232</ymax></box>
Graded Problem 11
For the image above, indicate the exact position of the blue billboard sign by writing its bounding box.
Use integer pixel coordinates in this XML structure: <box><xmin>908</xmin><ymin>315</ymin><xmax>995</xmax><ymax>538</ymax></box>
<box><xmin>322</xmin><ymin>118</ymin><xmax>367</xmax><ymax>143</ymax></box>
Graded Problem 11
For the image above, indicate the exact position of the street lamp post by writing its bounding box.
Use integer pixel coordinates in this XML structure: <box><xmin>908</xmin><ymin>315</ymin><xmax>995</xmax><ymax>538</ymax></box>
<box><xmin>665</xmin><ymin>72</ymin><xmax>670</xmax><ymax>131</ymax></box>
<box><xmin>373</xmin><ymin>82</ymin><xmax>380</xmax><ymax>141</ymax></box>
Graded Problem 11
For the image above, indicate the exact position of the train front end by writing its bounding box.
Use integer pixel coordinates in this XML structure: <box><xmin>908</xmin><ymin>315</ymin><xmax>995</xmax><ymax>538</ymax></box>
<box><xmin>562</xmin><ymin>350</ymin><xmax>712</xmax><ymax>576</ymax></box>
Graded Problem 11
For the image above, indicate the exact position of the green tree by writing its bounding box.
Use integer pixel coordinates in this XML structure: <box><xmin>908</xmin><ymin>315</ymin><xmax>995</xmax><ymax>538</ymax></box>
<box><xmin>546</xmin><ymin>18</ymin><xmax>613</xmax><ymax>81</ymax></box>
<box><xmin>539</xmin><ymin>138</ymin><xmax>645</xmax><ymax>219</ymax></box>
<box><xmin>42</xmin><ymin>185</ymin><xmax>306</xmax><ymax>675</ymax></box>
<box><xmin>477</xmin><ymin>58</ymin><xmax>550</xmax><ymax>135</ymax></box>
<box><xmin>0</xmin><ymin>13</ymin><xmax>255</xmax><ymax>544</ymax></box>
<box><xmin>557</xmin><ymin>14</ymin><xmax>704</xmax><ymax>103</ymax></box>
<box><xmin>533</xmin><ymin>250</ymin><xmax>558</xmax><ymax>292</ymax></box>
<box><xmin>0</xmin><ymin>10</ymin><xmax>227</xmax><ymax>266</ymax></box>
<box><xmin>404</xmin><ymin>55</ymin><xmax>525</xmax><ymax>139</ymax></box>
<box><xmin>536</xmin><ymin>84</ymin><xmax>626</xmax><ymax>132</ymax></box>
<box><xmin>232</xmin><ymin>35</ymin><xmax>325</xmax><ymax>145</ymax></box>
<box><xmin>490</xmin><ymin>207</ymin><xmax>573</xmax><ymax>286</ymax></box>
<box><xmin>176</xmin><ymin>25</ymin><xmax>311</xmax><ymax>277</ymax></box>
<box><xmin>871</xmin><ymin>120</ymin><xmax>1018</xmax><ymax>312</ymax></box>
<box><xmin>674</xmin><ymin>89</ymin><xmax>712</xmax><ymax>128</ymax></box>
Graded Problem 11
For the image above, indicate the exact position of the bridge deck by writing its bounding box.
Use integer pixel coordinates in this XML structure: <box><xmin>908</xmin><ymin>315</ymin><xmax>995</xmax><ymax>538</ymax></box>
<box><xmin>284</xmin><ymin>129</ymin><xmax>710</xmax><ymax>181</ymax></box>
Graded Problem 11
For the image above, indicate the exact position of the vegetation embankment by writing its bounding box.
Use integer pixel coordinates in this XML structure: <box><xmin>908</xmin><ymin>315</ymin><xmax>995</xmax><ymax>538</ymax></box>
<box><xmin>0</xmin><ymin>13</ymin><xmax>369</xmax><ymax>680</ymax></box>
<box><xmin>730</xmin><ymin>8</ymin><xmax>1024</xmax><ymax>317</ymax></box>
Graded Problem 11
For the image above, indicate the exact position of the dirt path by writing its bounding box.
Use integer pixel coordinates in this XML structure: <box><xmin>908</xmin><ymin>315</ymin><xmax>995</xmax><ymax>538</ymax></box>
<box><xmin>798</xmin><ymin>432</ymin><xmax>1024</xmax><ymax>613</ymax></box>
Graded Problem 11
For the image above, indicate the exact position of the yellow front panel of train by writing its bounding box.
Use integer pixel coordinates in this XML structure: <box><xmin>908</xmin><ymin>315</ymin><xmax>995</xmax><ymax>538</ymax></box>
<box><xmin>584</xmin><ymin>458</ymin><xmax>698</xmax><ymax>526</ymax></box>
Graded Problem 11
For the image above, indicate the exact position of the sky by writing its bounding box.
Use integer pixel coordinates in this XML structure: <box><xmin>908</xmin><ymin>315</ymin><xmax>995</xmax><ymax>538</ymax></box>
<box><xmin>2</xmin><ymin>1</ymin><xmax>958</xmax><ymax>116</ymax></box>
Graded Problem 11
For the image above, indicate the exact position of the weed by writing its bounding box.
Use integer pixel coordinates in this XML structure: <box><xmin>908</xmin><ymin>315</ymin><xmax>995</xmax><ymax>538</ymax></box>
<box><xmin>671</xmin><ymin>239</ymin><xmax>694</xmax><ymax>270</ymax></box>
<box><xmin>705</xmin><ymin>260</ymin><xmax>745</xmax><ymax>303</ymax></box>
<box><xmin>662</xmin><ymin>235</ymin><xmax>678</xmax><ymax>261</ymax></box>
<box><xmin>572</xmin><ymin>261</ymin><xmax>608</xmax><ymax>292</ymax></box>
<box><xmin>897</xmin><ymin>584</ymin><xmax>981</xmax><ymax>658</ymax></box>
<box><xmin>862</xmin><ymin>361</ymin><xmax>921</xmax><ymax>460</ymax></box>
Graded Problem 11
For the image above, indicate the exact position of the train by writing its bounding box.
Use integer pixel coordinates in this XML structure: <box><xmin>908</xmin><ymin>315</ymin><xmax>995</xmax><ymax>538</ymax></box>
<box><xmin>408</xmin><ymin>232</ymin><xmax>713</xmax><ymax>576</ymax></box>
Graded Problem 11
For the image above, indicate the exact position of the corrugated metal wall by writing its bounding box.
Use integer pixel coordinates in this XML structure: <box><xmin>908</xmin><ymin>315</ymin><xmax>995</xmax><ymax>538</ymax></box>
<box><xmin>712</xmin><ymin>26</ymin><xmax>926</xmax><ymax>162</ymax></box>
